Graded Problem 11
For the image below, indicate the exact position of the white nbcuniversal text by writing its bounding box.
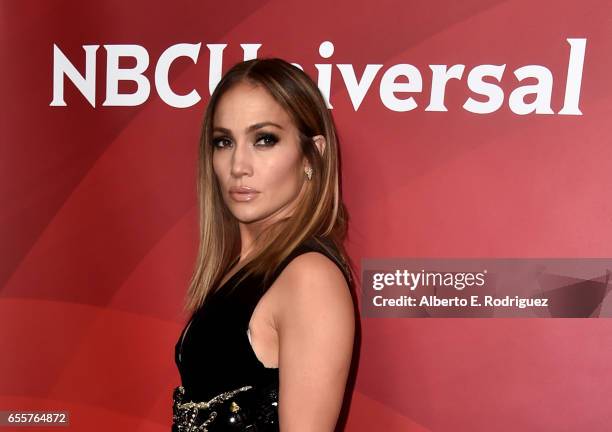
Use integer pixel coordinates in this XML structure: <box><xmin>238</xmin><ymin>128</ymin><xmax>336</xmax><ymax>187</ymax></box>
<box><xmin>50</xmin><ymin>39</ymin><xmax>586</xmax><ymax>115</ymax></box>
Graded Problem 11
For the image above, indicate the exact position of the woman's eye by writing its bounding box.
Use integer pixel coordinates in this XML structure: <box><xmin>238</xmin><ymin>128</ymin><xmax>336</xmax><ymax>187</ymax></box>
<box><xmin>212</xmin><ymin>137</ymin><xmax>231</xmax><ymax>149</ymax></box>
<box><xmin>255</xmin><ymin>133</ymin><xmax>279</xmax><ymax>147</ymax></box>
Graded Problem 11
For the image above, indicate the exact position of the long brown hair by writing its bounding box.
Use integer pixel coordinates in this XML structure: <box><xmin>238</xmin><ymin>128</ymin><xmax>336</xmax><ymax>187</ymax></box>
<box><xmin>183</xmin><ymin>57</ymin><xmax>354</xmax><ymax>313</ymax></box>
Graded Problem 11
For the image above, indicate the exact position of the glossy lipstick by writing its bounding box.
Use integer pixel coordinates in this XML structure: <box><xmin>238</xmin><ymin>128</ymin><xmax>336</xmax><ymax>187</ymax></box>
<box><xmin>229</xmin><ymin>186</ymin><xmax>260</xmax><ymax>202</ymax></box>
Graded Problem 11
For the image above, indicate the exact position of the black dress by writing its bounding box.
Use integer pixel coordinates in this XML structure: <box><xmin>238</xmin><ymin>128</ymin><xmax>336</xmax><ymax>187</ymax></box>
<box><xmin>172</xmin><ymin>236</ymin><xmax>351</xmax><ymax>432</ymax></box>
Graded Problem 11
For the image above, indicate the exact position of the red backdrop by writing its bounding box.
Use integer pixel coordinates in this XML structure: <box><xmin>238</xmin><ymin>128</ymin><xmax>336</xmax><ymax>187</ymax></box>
<box><xmin>2</xmin><ymin>0</ymin><xmax>611</xmax><ymax>430</ymax></box>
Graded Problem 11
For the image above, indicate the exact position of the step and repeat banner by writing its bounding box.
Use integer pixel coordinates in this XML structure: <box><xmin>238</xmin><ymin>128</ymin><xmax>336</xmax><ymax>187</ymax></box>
<box><xmin>2</xmin><ymin>0</ymin><xmax>612</xmax><ymax>431</ymax></box>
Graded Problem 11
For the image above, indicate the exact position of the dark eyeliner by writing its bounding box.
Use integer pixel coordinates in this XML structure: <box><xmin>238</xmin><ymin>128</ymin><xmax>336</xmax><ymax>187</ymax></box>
<box><xmin>212</xmin><ymin>136</ymin><xmax>230</xmax><ymax>148</ymax></box>
<box><xmin>255</xmin><ymin>133</ymin><xmax>279</xmax><ymax>146</ymax></box>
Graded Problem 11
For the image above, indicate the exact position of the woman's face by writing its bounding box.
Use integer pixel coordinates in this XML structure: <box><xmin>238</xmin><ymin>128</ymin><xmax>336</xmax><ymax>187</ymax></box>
<box><xmin>212</xmin><ymin>81</ymin><xmax>307</xmax><ymax>227</ymax></box>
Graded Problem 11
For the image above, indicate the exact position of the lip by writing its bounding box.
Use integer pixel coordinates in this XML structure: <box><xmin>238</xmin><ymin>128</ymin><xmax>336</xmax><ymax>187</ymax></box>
<box><xmin>229</xmin><ymin>186</ymin><xmax>260</xmax><ymax>202</ymax></box>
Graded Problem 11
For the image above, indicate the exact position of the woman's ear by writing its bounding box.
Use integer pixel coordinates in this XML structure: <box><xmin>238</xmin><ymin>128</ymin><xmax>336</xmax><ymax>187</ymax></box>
<box><xmin>312</xmin><ymin>135</ymin><xmax>326</xmax><ymax>156</ymax></box>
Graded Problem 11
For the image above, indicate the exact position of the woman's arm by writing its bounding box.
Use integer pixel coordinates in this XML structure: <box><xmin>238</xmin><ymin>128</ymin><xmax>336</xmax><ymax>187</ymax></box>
<box><xmin>275</xmin><ymin>251</ymin><xmax>355</xmax><ymax>432</ymax></box>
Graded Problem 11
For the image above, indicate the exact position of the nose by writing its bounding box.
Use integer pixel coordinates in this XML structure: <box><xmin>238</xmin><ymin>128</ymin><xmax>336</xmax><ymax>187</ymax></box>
<box><xmin>230</xmin><ymin>140</ymin><xmax>253</xmax><ymax>178</ymax></box>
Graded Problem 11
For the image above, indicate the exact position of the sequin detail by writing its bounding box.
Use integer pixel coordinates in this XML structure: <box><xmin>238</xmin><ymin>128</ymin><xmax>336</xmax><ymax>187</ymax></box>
<box><xmin>172</xmin><ymin>385</ymin><xmax>252</xmax><ymax>431</ymax></box>
<box><xmin>172</xmin><ymin>383</ymin><xmax>280</xmax><ymax>432</ymax></box>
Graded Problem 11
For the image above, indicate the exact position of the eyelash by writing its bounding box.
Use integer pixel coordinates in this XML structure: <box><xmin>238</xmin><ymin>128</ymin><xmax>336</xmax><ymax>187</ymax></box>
<box><xmin>212</xmin><ymin>133</ymin><xmax>279</xmax><ymax>149</ymax></box>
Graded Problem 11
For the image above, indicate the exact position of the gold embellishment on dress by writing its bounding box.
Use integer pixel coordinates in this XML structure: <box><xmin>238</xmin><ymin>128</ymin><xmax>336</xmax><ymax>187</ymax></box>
<box><xmin>229</xmin><ymin>401</ymin><xmax>240</xmax><ymax>412</ymax></box>
<box><xmin>175</xmin><ymin>385</ymin><xmax>252</xmax><ymax>410</ymax></box>
<box><xmin>172</xmin><ymin>385</ymin><xmax>253</xmax><ymax>432</ymax></box>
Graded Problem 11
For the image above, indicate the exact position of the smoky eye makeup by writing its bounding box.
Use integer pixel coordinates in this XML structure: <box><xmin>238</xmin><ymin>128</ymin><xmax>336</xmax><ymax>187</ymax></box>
<box><xmin>211</xmin><ymin>136</ymin><xmax>231</xmax><ymax>149</ymax></box>
<box><xmin>211</xmin><ymin>132</ymin><xmax>280</xmax><ymax>149</ymax></box>
<box><xmin>254</xmin><ymin>132</ymin><xmax>279</xmax><ymax>147</ymax></box>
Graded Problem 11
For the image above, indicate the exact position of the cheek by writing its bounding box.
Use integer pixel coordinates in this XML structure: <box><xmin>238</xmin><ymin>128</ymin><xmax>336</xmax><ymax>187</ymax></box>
<box><xmin>212</xmin><ymin>155</ymin><xmax>225</xmax><ymax>183</ymax></box>
<box><xmin>263</xmin><ymin>157</ymin><xmax>302</xmax><ymax>192</ymax></box>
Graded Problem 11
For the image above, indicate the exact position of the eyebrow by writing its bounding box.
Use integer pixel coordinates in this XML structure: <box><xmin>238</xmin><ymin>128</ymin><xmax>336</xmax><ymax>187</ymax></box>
<box><xmin>213</xmin><ymin>122</ymin><xmax>284</xmax><ymax>134</ymax></box>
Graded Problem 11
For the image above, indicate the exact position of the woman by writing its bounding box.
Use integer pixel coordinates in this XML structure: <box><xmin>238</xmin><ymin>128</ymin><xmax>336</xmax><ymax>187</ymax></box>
<box><xmin>173</xmin><ymin>57</ymin><xmax>356</xmax><ymax>432</ymax></box>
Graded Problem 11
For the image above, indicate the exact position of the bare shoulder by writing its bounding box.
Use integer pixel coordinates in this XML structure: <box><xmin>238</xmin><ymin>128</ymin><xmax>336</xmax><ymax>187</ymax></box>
<box><xmin>282</xmin><ymin>251</ymin><xmax>349</xmax><ymax>293</ymax></box>
<box><xmin>274</xmin><ymin>251</ymin><xmax>353</xmax><ymax>324</ymax></box>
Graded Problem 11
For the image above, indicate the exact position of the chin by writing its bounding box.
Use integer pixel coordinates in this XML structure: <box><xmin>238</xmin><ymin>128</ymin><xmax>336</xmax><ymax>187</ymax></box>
<box><xmin>228</xmin><ymin>207</ymin><xmax>268</xmax><ymax>224</ymax></box>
